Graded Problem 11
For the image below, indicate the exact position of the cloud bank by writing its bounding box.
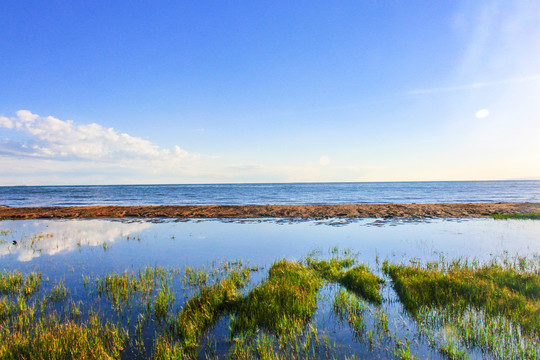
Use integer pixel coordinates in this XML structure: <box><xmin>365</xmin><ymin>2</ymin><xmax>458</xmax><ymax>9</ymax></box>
<box><xmin>0</xmin><ymin>110</ymin><xmax>378</xmax><ymax>184</ymax></box>
<box><xmin>0</xmin><ymin>110</ymin><xmax>217</xmax><ymax>184</ymax></box>
<box><xmin>0</xmin><ymin>110</ymin><xmax>188</xmax><ymax>160</ymax></box>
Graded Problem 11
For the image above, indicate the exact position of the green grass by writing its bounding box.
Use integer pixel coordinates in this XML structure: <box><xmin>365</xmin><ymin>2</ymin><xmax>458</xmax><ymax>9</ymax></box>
<box><xmin>3</xmin><ymin>251</ymin><xmax>538</xmax><ymax>359</ymax></box>
<box><xmin>305</xmin><ymin>256</ymin><xmax>354</xmax><ymax>281</ymax></box>
<box><xmin>0</xmin><ymin>262</ymin><xmax>431</xmax><ymax>359</ymax></box>
<box><xmin>417</xmin><ymin>306</ymin><xmax>539</xmax><ymax>359</ymax></box>
<box><xmin>382</xmin><ymin>260</ymin><xmax>540</xmax><ymax>333</ymax></box>
<box><xmin>154</xmin><ymin>284</ymin><xmax>174</xmax><ymax>320</ymax></box>
<box><xmin>48</xmin><ymin>280</ymin><xmax>68</xmax><ymax>302</ymax></box>
<box><xmin>152</xmin><ymin>334</ymin><xmax>189</xmax><ymax>360</ymax></box>
<box><xmin>340</xmin><ymin>265</ymin><xmax>384</xmax><ymax>304</ymax></box>
<box><xmin>227</xmin><ymin>331</ymin><xmax>320</xmax><ymax>360</ymax></box>
<box><xmin>96</xmin><ymin>267</ymin><xmax>166</xmax><ymax>309</ymax></box>
<box><xmin>230</xmin><ymin>260</ymin><xmax>323</xmax><ymax>337</ymax></box>
<box><xmin>305</xmin><ymin>250</ymin><xmax>383</xmax><ymax>304</ymax></box>
<box><xmin>333</xmin><ymin>290</ymin><xmax>367</xmax><ymax>339</ymax></box>
<box><xmin>393</xmin><ymin>340</ymin><xmax>419</xmax><ymax>360</ymax></box>
<box><xmin>0</xmin><ymin>271</ymin><xmax>23</xmax><ymax>295</ymax></box>
<box><xmin>0</xmin><ymin>313</ymin><xmax>127</xmax><ymax>359</ymax></box>
<box><xmin>0</xmin><ymin>271</ymin><xmax>41</xmax><ymax>297</ymax></box>
<box><xmin>169</xmin><ymin>270</ymin><xmax>248</xmax><ymax>357</ymax></box>
<box><xmin>492</xmin><ymin>213</ymin><xmax>540</xmax><ymax>220</ymax></box>
<box><xmin>22</xmin><ymin>272</ymin><xmax>41</xmax><ymax>297</ymax></box>
<box><xmin>182</xmin><ymin>267</ymin><xmax>208</xmax><ymax>286</ymax></box>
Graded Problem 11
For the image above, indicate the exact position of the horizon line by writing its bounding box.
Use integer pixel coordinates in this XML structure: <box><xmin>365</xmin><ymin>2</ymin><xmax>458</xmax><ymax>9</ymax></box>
<box><xmin>1</xmin><ymin>178</ymin><xmax>539</xmax><ymax>187</ymax></box>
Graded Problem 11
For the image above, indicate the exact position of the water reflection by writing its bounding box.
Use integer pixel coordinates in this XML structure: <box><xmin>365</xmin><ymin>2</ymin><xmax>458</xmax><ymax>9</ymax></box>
<box><xmin>0</xmin><ymin>218</ymin><xmax>539</xmax><ymax>268</ymax></box>
<box><xmin>0</xmin><ymin>219</ymin><xmax>151</xmax><ymax>262</ymax></box>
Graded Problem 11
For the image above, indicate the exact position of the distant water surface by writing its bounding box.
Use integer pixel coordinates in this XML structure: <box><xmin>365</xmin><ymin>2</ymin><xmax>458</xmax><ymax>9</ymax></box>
<box><xmin>0</xmin><ymin>180</ymin><xmax>539</xmax><ymax>207</ymax></box>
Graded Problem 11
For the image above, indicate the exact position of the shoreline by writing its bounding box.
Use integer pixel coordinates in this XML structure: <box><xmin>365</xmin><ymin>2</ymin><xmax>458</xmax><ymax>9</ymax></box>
<box><xmin>0</xmin><ymin>202</ymin><xmax>538</xmax><ymax>220</ymax></box>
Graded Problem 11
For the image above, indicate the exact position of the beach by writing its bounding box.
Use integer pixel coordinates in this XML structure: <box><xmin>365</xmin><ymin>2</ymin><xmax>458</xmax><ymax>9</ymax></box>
<box><xmin>0</xmin><ymin>202</ymin><xmax>538</xmax><ymax>219</ymax></box>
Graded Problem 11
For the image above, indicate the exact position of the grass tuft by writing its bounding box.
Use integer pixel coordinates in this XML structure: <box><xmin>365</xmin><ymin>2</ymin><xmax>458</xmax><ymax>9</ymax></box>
<box><xmin>383</xmin><ymin>260</ymin><xmax>540</xmax><ymax>332</ymax></box>
<box><xmin>170</xmin><ymin>270</ymin><xmax>248</xmax><ymax>356</ymax></box>
<box><xmin>0</xmin><ymin>313</ymin><xmax>127</xmax><ymax>359</ymax></box>
<box><xmin>340</xmin><ymin>265</ymin><xmax>384</xmax><ymax>304</ymax></box>
<box><xmin>230</xmin><ymin>260</ymin><xmax>322</xmax><ymax>337</ymax></box>
<box><xmin>492</xmin><ymin>213</ymin><xmax>540</xmax><ymax>220</ymax></box>
<box><xmin>154</xmin><ymin>284</ymin><xmax>174</xmax><ymax>320</ymax></box>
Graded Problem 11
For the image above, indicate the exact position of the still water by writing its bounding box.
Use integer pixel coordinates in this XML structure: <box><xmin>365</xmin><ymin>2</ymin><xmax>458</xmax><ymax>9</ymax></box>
<box><xmin>1</xmin><ymin>218</ymin><xmax>539</xmax><ymax>270</ymax></box>
<box><xmin>1</xmin><ymin>218</ymin><xmax>539</xmax><ymax>359</ymax></box>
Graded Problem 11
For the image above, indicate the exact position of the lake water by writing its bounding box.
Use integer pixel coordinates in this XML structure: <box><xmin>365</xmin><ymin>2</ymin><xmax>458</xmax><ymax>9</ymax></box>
<box><xmin>1</xmin><ymin>180</ymin><xmax>539</xmax><ymax>206</ymax></box>
<box><xmin>1</xmin><ymin>218</ymin><xmax>539</xmax><ymax>359</ymax></box>
<box><xmin>2</xmin><ymin>218</ymin><xmax>539</xmax><ymax>269</ymax></box>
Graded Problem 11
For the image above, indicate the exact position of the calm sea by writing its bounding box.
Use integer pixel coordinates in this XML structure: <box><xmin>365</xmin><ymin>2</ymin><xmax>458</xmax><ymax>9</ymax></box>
<box><xmin>0</xmin><ymin>180</ymin><xmax>538</xmax><ymax>207</ymax></box>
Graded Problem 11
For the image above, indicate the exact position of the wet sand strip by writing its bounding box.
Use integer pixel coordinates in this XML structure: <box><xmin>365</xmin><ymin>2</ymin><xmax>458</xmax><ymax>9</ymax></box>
<box><xmin>0</xmin><ymin>203</ymin><xmax>538</xmax><ymax>220</ymax></box>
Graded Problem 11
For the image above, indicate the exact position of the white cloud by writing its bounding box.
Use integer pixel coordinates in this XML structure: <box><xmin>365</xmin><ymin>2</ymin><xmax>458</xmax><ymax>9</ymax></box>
<box><xmin>0</xmin><ymin>110</ymin><xmax>189</xmax><ymax>161</ymax></box>
<box><xmin>0</xmin><ymin>116</ymin><xmax>14</xmax><ymax>129</ymax></box>
<box><xmin>319</xmin><ymin>155</ymin><xmax>330</xmax><ymax>166</ymax></box>
<box><xmin>0</xmin><ymin>110</ymin><xmax>222</xmax><ymax>184</ymax></box>
<box><xmin>475</xmin><ymin>109</ymin><xmax>489</xmax><ymax>118</ymax></box>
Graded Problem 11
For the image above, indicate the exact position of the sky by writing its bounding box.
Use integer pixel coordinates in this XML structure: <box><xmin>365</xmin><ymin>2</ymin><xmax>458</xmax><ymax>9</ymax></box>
<box><xmin>1</xmin><ymin>0</ymin><xmax>539</xmax><ymax>185</ymax></box>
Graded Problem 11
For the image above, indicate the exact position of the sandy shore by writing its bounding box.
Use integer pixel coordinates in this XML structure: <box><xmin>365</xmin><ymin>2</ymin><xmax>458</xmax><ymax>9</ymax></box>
<box><xmin>0</xmin><ymin>203</ymin><xmax>538</xmax><ymax>220</ymax></box>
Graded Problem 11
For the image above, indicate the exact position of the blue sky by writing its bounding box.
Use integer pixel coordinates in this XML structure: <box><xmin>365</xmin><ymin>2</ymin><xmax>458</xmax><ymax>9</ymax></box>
<box><xmin>1</xmin><ymin>1</ymin><xmax>539</xmax><ymax>185</ymax></box>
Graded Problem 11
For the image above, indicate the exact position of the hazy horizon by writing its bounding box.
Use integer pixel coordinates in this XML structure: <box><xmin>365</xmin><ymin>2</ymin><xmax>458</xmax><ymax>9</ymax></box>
<box><xmin>1</xmin><ymin>179</ymin><xmax>539</xmax><ymax>188</ymax></box>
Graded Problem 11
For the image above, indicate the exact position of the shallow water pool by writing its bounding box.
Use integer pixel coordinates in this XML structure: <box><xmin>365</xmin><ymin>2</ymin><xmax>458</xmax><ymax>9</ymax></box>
<box><xmin>1</xmin><ymin>218</ymin><xmax>538</xmax><ymax>359</ymax></box>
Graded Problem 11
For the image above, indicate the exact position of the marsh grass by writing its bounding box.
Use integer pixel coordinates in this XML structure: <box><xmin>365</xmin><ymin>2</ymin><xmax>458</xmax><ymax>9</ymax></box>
<box><xmin>393</xmin><ymin>340</ymin><xmax>419</xmax><ymax>360</ymax></box>
<box><xmin>154</xmin><ymin>284</ymin><xmax>174</xmax><ymax>320</ymax></box>
<box><xmin>305</xmin><ymin>257</ymin><xmax>354</xmax><ymax>281</ymax></box>
<box><xmin>0</xmin><ymin>312</ymin><xmax>127</xmax><ymax>359</ymax></box>
<box><xmin>341</xmin><ymin>265</ymin><xmax>384</xmax><ymax>304</ymax></box>
<box><xmin>227</xmin><ymin>325</ymin><xmax>329</xmax><ymax>360</ymax></box>
<box><xmin>0</xmin><ymin>270</ymin><xmax>23</xmax><ymax>295</ymax></box>
<box><xmin>152</xmin><ymin>334</ymin><xmax>189</xmax><ymax>359</ymax></box>
<box><xmin>168</xmin><ymin>270</ymin><xmax>248</xmax><ymax>357</ymax></box>
<box><xmin>23</xmin><ymin>272</ymin><xmax>41</xmax><ymax>297</ymax></box>
<box><xmin>96</xmin><ymin>266</ymin><xmax>166</xmax><ymax>309</ymax></box>
<box><xmin>305</xmin><ymin>250</ymin><xmax>384</xmax><ymax>304</ymax></box>
<box><xmin>48</xmin><ymin>280</ymin><xmax>68</xmax><ymax>302</ymax></box>
<box><xmin>0</xmin><ymin>230</ymin><xmax>11</xmax><ymax>244</ymax></box>
<box><xmin>384</xmin><ymin>257</ymin><xmax>540</xmax><ymax>359</ymax></box>
<box><xmin>418</xmin><ymin>306</ymin><xmax>539</xmax><ymax>359</ymax></box>
<box><xmin>492</xmin><ymin>213</ymin><xmax>540</xmax><ymax>220</ymax></box>
<box><xmin>3</xmin><ymin>250</ymin><xmax>537</xmax><ymax>359</ymax></box>
<box><xmin>382</xmin><ymin>259</ymin><xmax>540</xmax><ymax>332</ymax></box>
<box><xmin>333</xmin><ymin>289</ymin><xmax>367</xmax><ymax>339</ymax></box>
<box><xmin>231</xmin><ymin>260</ymin><xmax>322</xmax><ymax>337</ymax></box>
<box><xmin>0</xmin><ymin>270</ymin><xmax>41</xmax><ymax>298</ymax></box>
<box><xmin>182</xmin><ymin>267</ymin><xmax>208</xmax><ymax>286</ymax></box>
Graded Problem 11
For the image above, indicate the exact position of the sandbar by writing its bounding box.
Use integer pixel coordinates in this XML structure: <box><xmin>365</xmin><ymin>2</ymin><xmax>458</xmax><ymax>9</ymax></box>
<box><xmin>0</xmin><ymin>202</ymin><xmax>538</xmax><ymax>220</ymax></box>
